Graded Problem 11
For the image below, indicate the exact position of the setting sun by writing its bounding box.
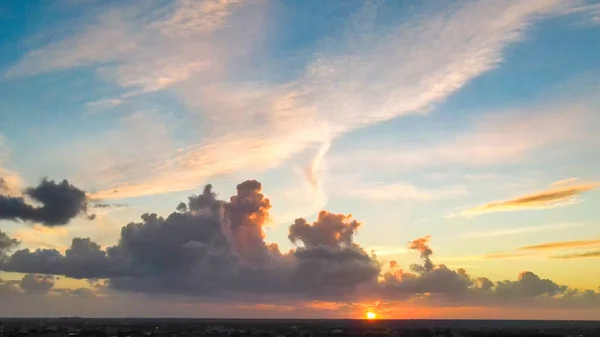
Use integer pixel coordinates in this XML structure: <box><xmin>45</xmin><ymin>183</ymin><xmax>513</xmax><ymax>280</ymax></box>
<box><xmin>366</xmin><ymin>312</ymin><xmax>377</xmax><ymax>320</ymax></box>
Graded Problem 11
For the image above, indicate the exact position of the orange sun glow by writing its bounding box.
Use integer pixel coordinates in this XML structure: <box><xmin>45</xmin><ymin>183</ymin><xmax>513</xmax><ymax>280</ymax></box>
<box><xmin>366</xmin><ymin>311</ymin><xmax>377</xmax><ymax>319</ymax></box>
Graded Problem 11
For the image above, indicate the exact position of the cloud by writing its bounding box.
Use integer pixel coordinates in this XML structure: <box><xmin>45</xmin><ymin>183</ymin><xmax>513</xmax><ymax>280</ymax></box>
<box><xmin>2</xmin><ymin>180</ymin><xmax>597</xmax><ymax>312</ymax></box>
<box><xmin>462</xmin><ymin>222</ymin><xmax>586</xmax><ymax>239</ymax></box>
<box><xmin>483</xmin><ymin>252</ymin><xmax>537</xmax><ymax>260</ymax></box>
<box><xmin>452</xmin><ymin>183</ymin><xmax>599</xmax><ymax>218</ymax></box>
<box><xmin>407</xmin><ymin>236</ymin><xmax>434</xmax><ymax>273</ymax></box>
<box><xmin>0</xmin><ymin>178</ymin><xmax>95</xmax><ymax>227</ymax></box>
<box><xmin>5</xmin><ymin>0</ymin><xmax>577</xmax><ymax>200</ymax></box>
<box><xmin>550</xmin><ymin>250</ymin><xmax>600</xmax><ymax>259</ymax></box>
<box><xmin>1</xmin><ymin>181</ymin><xmax>379</xmax><ymax>300</ymax></box>
<box><xmin>0</xmin><ymin>273</ymin><xmax>57</xmax><ymax>297</ymax></box>
<box><xmin>518</xmin><ymin>239</ymin><xmax>600</xmax><ymax>251</ymax></box>
<box><xmin>0</xmin><ymin>230</ymin><xmax>20</xmax><ymax>264</ymax></box>
<box><xmin>558</xmin><ymin>2</ymin><xmax>600</xmax><ymax>26</ymax></box>
<box><xmin>342</xmin><ymin>182</ymin><xmax>467</xmax><ymax>201</ymax></box>
<box><xmin>550</xmin><ymin>178</ymin><xmax>579</xmax><ymax>187</ymax></box>
<box><xmin>19</xmin><ymin>274</ymin><xmax>55</xmax><ymax>294</ymax></box>
<box><xmin>330</xmin><ymin>101</ymin><xmax>599</xmax><ymax>178</ymax></box>
<box><xmin>91</xmin><ymin>203</ymin><xmax>128</xmax><ymax>209</ymax></box>
<box><xmin>0</xmin><ymin>135</ymin><xmax>22</xmax><ymax>196</ymax></box>
<box><xmin>289</xmin><ymin>211</ymin><xmax>361</xmax><ymax>248</ymax></box>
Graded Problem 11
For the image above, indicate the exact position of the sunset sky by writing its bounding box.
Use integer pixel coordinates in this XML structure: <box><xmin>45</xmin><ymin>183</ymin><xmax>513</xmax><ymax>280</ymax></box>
<box><xmin>1</xmin><ymin>0</ymin><xmax>600</xmax><ymax>319</ymax></box>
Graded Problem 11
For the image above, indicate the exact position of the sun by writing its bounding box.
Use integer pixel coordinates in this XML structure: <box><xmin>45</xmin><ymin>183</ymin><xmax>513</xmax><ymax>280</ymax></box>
<box><xmin>366</xmin><ymin>311</ymin><xmax>377</xmax><ymax>320</ymax></box>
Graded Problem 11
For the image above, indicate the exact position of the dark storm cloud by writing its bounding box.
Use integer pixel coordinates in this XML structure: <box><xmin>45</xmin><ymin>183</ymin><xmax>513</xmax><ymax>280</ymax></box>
<box><xmin>0</xmin><ymin>178</ymin><xmax>94</xmax><ymax>227</ymax></box>
<box><xmin>1</xmin><ymin>180</ymin><xmax>599</xmax><ymax>308</ymax></box>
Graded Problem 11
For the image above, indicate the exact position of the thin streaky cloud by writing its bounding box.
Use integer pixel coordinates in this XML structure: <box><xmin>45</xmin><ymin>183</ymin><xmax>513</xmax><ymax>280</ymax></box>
<box><xmin>483</xmin><ymin>252</ymin><xmax>537</xmax><ymax>260</ymax></box>
<box><xmin>452</xmin><ymin>183</ymin><xmax>599</xmax><ymax>218</ymax></box>
<box><xmin>550</xmin><ymin>177</ymin><xmax>579</xmax><ymax>186</ymax></box>
<box><xmin>330</xmin><ymin>100</ymin><xmax>599</xmax><ymax>177</ymax></box>
<box><xmin>435</xmin><ymin>252</ymin><xmax>535</xmax><ymax>262</ymax></box>
<box><xmin>462</xmin><ymin>222</ymin><xmax>586</xmax><ymax>239</ymax></box>
<box><xmin>343</xmin><ymin>182</ymin><xmax>468</xmax><ymax>201</ymax></box>
<box><xmin>518</xmin><ymin>239</ymin><xmax>600</xmax><ymax>251</ymax></box>
<box><xmin>367</xmin><ymin>246</ymin><xmax>408</xmax><ymax>257</ymax></box>
<box><xmin>550</xmin><ymin>250</ymin><xmax>600</xmax><ymax>259</ymax></box>
<box><xmin>557</xmin><ymin>2</ymin><xmax>600</xmax><ymax>27</ymax></box>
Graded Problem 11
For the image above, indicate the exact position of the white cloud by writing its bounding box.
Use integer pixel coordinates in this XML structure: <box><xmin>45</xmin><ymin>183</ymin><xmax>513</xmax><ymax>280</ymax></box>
<box><xmin>329</xmin><ymin>99</ymin><xmax>598</xmax><ymax>175</ymax></box>
<box><xmin>341</xmin><ymin>181</ymin><xmax>467</xmax><ymax>202</ymax></box>
<box><xmin>558</xmin><ymin>1</ymin><xmax>600</xmax><ymax>26</ymax></box>
<box><xmin>5</xmin><ymin>0</ymin><xmax>577</xmax><ymax>200</ymax></box>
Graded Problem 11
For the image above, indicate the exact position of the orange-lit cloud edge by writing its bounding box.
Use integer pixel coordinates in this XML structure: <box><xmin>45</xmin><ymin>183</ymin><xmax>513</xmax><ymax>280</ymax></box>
<box><xmin>1</xmin><ymin>180</ymin><xmax>600</xmax><ymax>320</ymax></box>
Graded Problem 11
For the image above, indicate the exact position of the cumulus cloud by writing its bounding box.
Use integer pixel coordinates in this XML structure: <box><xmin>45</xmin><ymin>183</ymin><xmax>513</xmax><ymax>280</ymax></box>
<box><xmin>289</xmin><ymin>211</ymin><xmax>361</xmax><ymax>248</ymax></box>
<box><xmin>0</xmin><ymin>273</ymin><xmax>57</xmax><ymax>297</ymax></box>
<box><xmin>407</xmin><ymin>236</ymin><xmax>434</xmax><ymax>273</ymax></box>
<box><xmin>1</xmin><ymin>180</ymin><xmax>598</xmax><ymax>311</ymax></box>
<box><xmin>453</xmin><ymin>183</ymin><xmax>599</xmax><ymax>218</ymax></box>
<box><xmin>0</xmin><ymin>178</ymin><xmax>94</xmax><ymax>227</ymax></box>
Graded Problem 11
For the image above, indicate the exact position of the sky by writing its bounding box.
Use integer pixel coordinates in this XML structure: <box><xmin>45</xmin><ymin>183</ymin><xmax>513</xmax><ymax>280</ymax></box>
<box><xmin>1</xmin><ymin>0</ymin><xmax>600</xmax><ymax>320</ymax></box>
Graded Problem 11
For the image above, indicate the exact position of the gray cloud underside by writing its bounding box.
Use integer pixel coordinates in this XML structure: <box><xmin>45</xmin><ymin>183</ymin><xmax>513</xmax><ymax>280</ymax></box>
<box><xmin>0</xmin><ymin>178</ymin><xmax>94</xmax><ymax>227</ymax></box>
<box><xmin>1</xmin><ymin>180</ymin><xmax>598</xmax><ymax>308</ymax></box>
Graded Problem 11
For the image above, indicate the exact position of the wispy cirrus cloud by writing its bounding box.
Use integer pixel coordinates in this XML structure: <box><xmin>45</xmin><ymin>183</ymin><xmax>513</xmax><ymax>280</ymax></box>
<box><xmin>330</xmin><ymin>99</ymin><xmax>599</xmax><ymax>176</ymax></box>
<box><xmin>342</xmin><ymin>181</ymin><xmax>467</xmax><ymax>202</ymax></box>
<box><xmin>451</xmin><ymin>182</ymin><xmax>599</xmax><ymax>218</ymax></box>
<box><xmin>558</xmin><ymin>1</ymin><xmax>600</xmax><ymax>27</ymax></box>
<box><xmin>452</xmin><ymin>239</ymin><xmax>600</xmax><ymax>262</ymax></box>
<box><xmin>483</xmin><ymin>252</ymin><xmax>537</xmax><ymax>260</ymax></box>
<box><xmin>518</xmin><ymin>239</ymin><xmax>600</xmax><ymax>251</ymax></box>
<box><xmin>6</xmin><ymin>0</ymin><xmax>580</xmax><ymax>200</ymax></box>
<box><xmin>462</xmin><ymin>222</ymin><xmax>586</xmax><ymax>239</ymax></box>
<box><xmin>550</xmin><ymin>250</ymin><xmax>600</xmax><ymax>259</ymax></box>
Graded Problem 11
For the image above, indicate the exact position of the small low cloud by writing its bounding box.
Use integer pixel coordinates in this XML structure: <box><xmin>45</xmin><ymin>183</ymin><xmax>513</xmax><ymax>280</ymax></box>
<box><xmin>452</xmin><ymin>183</ymin><xmax>599</xmax><ymax>218</ymax></box>
<box><xmin>550</xmin><ymin>250</ymin><xmax>600</xmax><ymax>259</ymax></box>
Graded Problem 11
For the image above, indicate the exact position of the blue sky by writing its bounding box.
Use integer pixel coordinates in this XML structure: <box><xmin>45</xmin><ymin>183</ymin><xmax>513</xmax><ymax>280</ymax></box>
<box><xmin>1</xmin><ymin>0</ymin><xmax>600</xmax><ymax>319</ymax></box>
